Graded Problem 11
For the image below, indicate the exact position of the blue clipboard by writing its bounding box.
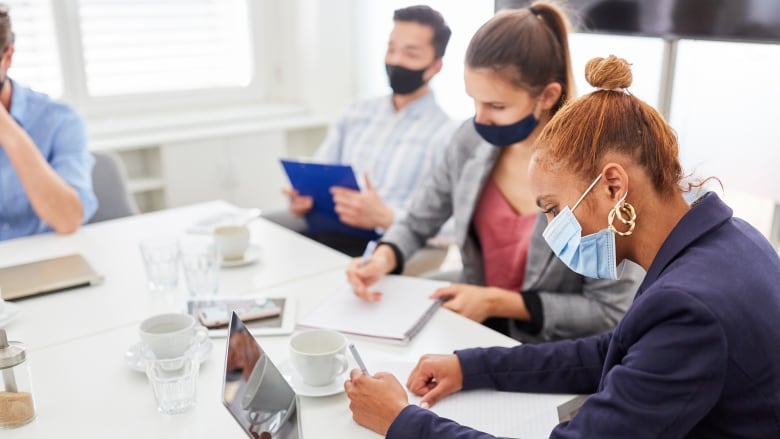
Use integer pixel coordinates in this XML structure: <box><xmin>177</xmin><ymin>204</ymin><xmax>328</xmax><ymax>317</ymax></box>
<box><xmin>280</xmin><ymin>159</ymin><xmax>380</xmax><ymax>240</ymax></box>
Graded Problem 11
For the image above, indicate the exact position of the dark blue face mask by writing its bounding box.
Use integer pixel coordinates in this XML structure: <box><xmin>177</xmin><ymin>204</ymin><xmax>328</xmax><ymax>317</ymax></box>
<box><xmin>472</xmin><ymin>111</ymin><xmax>539</xmax><ymax>148</ymax></box>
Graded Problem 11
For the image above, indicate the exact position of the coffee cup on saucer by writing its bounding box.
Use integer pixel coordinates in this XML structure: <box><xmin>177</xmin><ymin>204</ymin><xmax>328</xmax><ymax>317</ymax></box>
<box><xmin>139</xmin><ymin>313</ymin><xmax>208</xmax><ymax>359</ymax></box>
<box><xmin>214</xmin><ymin>225</ymin><xmax>250</xmax><ymax>261</ymax></box>
<box><xmin>289</xmin><ymin>330</ymin><xmax>349</xmax><ymax>386</ymax></box>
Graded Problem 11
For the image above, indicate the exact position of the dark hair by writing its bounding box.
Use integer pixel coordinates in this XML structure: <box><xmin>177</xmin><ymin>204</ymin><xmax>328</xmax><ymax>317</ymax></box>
<box><xmin>466</xmin><ymin>2</ymin><xmax>574</xmax><ymax>114</ymax></box>
<box><xmin>0</xmin><ymin>4</ymin><xmax>13</xmax><ymax>52</ymax></box>
<box><xmin>536</xmin><ymin>55</ymin><xmax>684</xmax><ymax>197</ymax></box>
<box><xmin>393</xmin><ymin>5</ymin><xmax>451</xmax><ymax>59</ymax></box>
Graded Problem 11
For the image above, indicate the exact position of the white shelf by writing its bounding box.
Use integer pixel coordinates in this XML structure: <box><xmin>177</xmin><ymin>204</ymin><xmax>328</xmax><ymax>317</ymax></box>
<box><xmin>127</xmin><ymin>177</ymin><xmax>164</xmax><ymax>194</ymax></box>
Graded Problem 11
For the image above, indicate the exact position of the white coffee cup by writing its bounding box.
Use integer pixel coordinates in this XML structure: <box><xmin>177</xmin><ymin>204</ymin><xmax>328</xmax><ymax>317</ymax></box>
<box><xmin>289</xmin><ymin>330</ymin><xmax>349</xmax><ymax>386</ymax></box>
<box><xmin>139</xmin><ymin>313</ymin><xmax>207</xmax><ymax>359</ymax></box>
<box><xmin>214</xmin><ymin>225</ymin><xmax>250</xmax><ymax>260</ymax></box>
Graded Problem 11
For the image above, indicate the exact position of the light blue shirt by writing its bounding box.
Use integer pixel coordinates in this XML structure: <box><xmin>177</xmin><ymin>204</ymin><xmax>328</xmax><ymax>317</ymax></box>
<box><xmin>0</xmin><ymin>79</ymin><xmax>97</xmax><ymax>240</ymax></box>
<box><xmin>314</xmin><ymin>91</ymin><xmax>456</xmax><ymax>223</ymax></box>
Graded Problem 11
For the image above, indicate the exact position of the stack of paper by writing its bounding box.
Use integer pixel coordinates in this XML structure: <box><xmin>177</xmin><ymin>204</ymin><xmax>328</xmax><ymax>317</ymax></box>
<box><xmin>296</xmin><ymin>275</ymin><xmax>448</xmax><ymax>343</ymax></box>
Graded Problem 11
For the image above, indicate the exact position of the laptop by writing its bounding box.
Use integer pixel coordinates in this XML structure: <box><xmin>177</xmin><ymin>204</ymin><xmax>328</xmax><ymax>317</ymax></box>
<box><xmin>0</xmin><ymin>254</ymin><xmax>104</xmax><ymax>301</ymax></box>
<box><xmin>223</xmin><ymin>312</ymin><xmax>302</xmax><ymax>438</ymax></box>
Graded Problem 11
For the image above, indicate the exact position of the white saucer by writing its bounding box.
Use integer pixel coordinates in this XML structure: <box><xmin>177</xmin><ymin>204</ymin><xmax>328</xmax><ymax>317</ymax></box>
<box><xmin>0</xmin><ymin>302</ymin><xmax>21</xmax><ymax>327</ymax></box>
<box><xmin>278</xmin><ymin>359</ymin><xmax>350</xmax><ymax>398</ymax></box>
<box><xmin>124</xmin><ymin>337</ymin><xmax>213</xmax><ymax>372</ymax></box>
<box><xmin>221</xmin><ymin>245</ymin><xmax>261</xmax><ymax>268</ymax></box>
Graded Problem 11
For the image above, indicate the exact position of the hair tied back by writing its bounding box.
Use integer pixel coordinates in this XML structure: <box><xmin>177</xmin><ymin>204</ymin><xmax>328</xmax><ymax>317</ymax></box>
<box><xmin>585</xmin><ymin>55</ymin><xmax>633</xmax><ymax>91</ymax></box>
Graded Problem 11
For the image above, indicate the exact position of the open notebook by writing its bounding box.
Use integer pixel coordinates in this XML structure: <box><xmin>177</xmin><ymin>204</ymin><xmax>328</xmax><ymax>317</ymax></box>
<box><xmin>296</xmin><ymin>275</ymin><xmax>447</xmax><ymax>343</ymax></box>
<box><xmin>375</xmin><ymin>358</ymin><xmax>578</xmax><ymax>439</ymax></box>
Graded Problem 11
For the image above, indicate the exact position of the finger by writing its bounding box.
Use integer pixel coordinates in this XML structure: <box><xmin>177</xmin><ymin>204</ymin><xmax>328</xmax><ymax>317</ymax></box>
<box><xmin>364</xmin><ymin>172</ymin><xmax>375</xmax><ymax>191</ymax></box>
<box><xmin>344</xmin><ymin>378</ymin><xmax>353</xmax><ymax>394</ymax></box>
<box><xmin>331</xmin><ymin>186</ymin><xmax>359</xmax><ymax>197</ymax></box>
<box><xmin>406</xmin><ymin>364</ymin><xmax>434</xmax><ymax>395</ymax></box>
<box><xmin>419</xmin><ymin>380</ymin><xmax>453</xmax><ymax>408</ymax></box>
<box><xmin>442</xmin><ymin>299</ymin><xmax>460</xmax><ymax>313</ymax></box>
<box><xmin>431</xmin><ymin>285</ymin><xmax>456</xmax><ymax>300</ymax></box>
<box><xmin>349</xmin><ymin>368</ymin><xmax>364</xmax><ymax>381</ymax></box>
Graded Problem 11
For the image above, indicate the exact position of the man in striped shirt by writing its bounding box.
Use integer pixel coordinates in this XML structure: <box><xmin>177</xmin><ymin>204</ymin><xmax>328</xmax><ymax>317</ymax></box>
<box><xmin>276</xmin><ymin>5</ymin><xmax>456</xmax><ymax>256</ymax></box>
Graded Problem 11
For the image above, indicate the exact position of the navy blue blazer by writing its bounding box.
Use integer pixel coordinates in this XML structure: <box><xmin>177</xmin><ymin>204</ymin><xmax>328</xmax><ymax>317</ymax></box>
<box><xmin>387</xmin><ymin>193</ymin><xmax>780</xmax><ymax>438</ymax></box>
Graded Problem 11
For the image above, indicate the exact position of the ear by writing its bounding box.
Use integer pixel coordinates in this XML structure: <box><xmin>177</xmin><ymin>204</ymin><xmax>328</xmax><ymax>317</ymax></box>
<box><xmin>425</xmin><ymin>57</ymin><xmax>443</xmax><ymax>81</ymax></box>
<box><xmin>538</xmin><ymin>82</ymin><xmax>562</xmax><ymax>112</ymax></box>
<box><xmin>1</xmin><ymin>44</ymin><xmax>13</xmax><ymax>71</ymax></box>
<box><xmin>600</xmin><ymin>162</ymin><xmax>629</xmax><ymax>203</ymax></box>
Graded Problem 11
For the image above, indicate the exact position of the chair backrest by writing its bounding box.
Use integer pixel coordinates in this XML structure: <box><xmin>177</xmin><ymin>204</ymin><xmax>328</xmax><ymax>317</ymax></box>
<box><xmin>89</xmin><ymin>151</ymin><xmax>140</xmax><ymax>223</ymax></box>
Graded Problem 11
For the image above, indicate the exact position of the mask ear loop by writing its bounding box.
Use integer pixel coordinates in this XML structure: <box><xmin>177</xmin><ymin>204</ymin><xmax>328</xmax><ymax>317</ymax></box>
<box><xmin>571</xmin><ymin>174</ymin><xmax>603</xmax><ymax>212</ymax></box>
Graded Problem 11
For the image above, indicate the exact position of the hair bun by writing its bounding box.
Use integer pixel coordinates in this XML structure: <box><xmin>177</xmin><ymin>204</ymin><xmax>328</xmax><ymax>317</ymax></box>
<box><xmin>585</xmin><ymin>55</ymin><xmax>632</xmax><ymax>90</ymax></box>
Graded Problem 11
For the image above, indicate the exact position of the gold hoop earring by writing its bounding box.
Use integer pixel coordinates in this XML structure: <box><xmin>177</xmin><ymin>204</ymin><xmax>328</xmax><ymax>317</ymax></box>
<box><xmin>608</xmin><ymin>202</ymin><xmax>636</xmax><ymax>236</ymax></box>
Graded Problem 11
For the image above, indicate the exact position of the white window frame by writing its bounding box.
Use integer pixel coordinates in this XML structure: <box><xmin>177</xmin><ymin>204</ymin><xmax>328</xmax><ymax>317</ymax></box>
<box><xmin>45</xmin><ymin>0</ymin><xmax>276</xmax><ymax>119</ymax></box>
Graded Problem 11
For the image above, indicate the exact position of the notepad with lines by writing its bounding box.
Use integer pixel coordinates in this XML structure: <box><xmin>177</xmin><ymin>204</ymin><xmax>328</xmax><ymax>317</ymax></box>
<box><xmin>296</xmin><ymin>275</ymin><xmax>448</xmax><ymax>343</ymax></box>
<box><xmin>375</xmin><ymin>359</ymin><xmax>577</xmax><ymax>438</ymax></box>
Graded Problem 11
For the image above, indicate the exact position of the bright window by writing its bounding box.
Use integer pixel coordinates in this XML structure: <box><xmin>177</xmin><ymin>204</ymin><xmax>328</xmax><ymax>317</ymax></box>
<box><xmin>2</xmin><ymin>0</ymin><xmax>62</xmax><ymax>97</ymax></box>
<box><xmin>671</xmin><ymin>40</ymin><xmax>780</xmax><ymax>203</ymax></box>
<box><xmin>78</xmin><ymin>0</ymin><xmax>253</xmax><ymax>96</ymax></box>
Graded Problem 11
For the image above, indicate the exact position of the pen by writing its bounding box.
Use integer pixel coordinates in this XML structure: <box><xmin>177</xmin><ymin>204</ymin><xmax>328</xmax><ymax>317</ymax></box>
<box><xmin>360</xmin><ymin>240</ymin><xmax>378</xmax><ymax>266</ymax></box>
<box><xmin>348</xmin><ymin>343</ymin><xmax>370</xmax><ymax>375</ymax></box>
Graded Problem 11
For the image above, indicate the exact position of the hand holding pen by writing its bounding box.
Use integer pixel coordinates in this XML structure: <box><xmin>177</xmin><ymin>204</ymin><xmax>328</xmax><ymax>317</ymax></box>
<box><xmin>347</xmin><ymin>240</ymin><xmax>395</xmax><ymax>302</ymax></box>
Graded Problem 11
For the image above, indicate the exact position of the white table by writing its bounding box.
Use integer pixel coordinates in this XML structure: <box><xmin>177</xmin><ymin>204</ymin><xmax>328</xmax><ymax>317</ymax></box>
<box><xmin>0</xmin><ymin>201</ymin><xmax>349</xmax><ymax>350</ymax></box>
<box><xmin>1</xmin><ymin>202</ymin><xmax>568</xmax><ymax>438</ymax></box>
<box><xmin>4</xmin><ymin>270</ymin><xmax>525</xmax><ymax>439</ymax></box>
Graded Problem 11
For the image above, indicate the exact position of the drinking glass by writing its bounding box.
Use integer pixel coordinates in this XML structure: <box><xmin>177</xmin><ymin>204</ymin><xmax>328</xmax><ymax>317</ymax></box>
<box><xmin>180</xmin><ymin>241</ymin><xmax>220</xmax><ymax>297</ymax></box>
<box><xmin>144</xmin><ymin>343</ymin><xmax>200</xmax><ymax>414</ymax></box>
<box><xmin>139</xmin><ymin>238</ymin><xmax>180</xmax><ymax>292</ymax></box>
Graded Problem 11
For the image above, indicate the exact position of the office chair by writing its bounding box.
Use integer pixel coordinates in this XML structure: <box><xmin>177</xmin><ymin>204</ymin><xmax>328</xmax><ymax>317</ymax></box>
<box><xmin>89</xmin><ymin>151</ymin><xmax>140</xmax><ymax>223</ymax></box>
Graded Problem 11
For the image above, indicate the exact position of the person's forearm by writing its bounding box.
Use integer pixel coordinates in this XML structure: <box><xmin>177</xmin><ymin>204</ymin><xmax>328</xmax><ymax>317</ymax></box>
<box><xmin>2</xmin><ymin>125</ymin><xmax>84</xmax><ymax>233</ymax></box>
<box><xmin>487</xmin><ymin>288</ymin><xmax>531</xmax><ymax>321</ymax></box>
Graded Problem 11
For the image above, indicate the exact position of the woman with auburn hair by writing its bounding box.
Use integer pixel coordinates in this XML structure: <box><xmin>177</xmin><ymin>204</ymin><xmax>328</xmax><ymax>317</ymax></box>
<box><xmin>347</xmin><ymin>2</ymin><xmax>644</xmax><ymax>344</ymax></box>
<box><xmin>344</xmin><ymin>55</ymin><xmax>780</xmax><ymax>438</ymax></box>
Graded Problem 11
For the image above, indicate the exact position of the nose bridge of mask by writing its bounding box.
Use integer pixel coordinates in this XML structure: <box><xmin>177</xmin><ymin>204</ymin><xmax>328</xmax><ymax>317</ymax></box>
<box><xmin>541</xmin><ymin>206</ymin><xmax>582</xmax><ymax>255</ymax></box>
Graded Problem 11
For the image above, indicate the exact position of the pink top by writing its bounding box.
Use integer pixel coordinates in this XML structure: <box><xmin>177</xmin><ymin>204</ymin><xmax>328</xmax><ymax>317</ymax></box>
<box><xmin>473</xmin><ymin>178</ymin><xmax>537</xmax><ymax>292</ymax></box>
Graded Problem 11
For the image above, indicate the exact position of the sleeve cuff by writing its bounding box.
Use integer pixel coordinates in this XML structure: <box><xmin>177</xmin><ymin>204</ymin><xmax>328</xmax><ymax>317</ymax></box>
<box><xmin>386</xmin><ymin>404</ymin><xmax>429</xmax><ymax>439</ymax></box>
<box><xmin>378</xmin><ymin>241</ymin><xmax>405</xmax><ymax>274</ymax></box>
<box><xmin>455</xmin><ymin>348</ymin><xmax>496</xmax><ymax>391</ymax></box>
<box><xmin>514</xmin><ymin>290</ymin><xmax>544</xmax><ymax>336</ymax></box>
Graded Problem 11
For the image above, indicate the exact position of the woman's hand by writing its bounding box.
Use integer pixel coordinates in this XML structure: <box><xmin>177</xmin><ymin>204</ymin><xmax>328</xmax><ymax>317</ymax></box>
<box><xmin>406</xmin><ymin>354</ymin><xmax>464</xmax><ymax>408</ymax></box>
<box><xmin>432</xmin><ymin>284</ymin><xmax>497</xmax><ymax>322</ymax></box>
<box><xmin>346</xmin><ymin>244</ymin><xmax>397</xmax><ymax>301</ymax></box>
<box><xmin>345</xmin><ymin>369</ymin><xmax>409</xmax><ymax>435</ymax></box>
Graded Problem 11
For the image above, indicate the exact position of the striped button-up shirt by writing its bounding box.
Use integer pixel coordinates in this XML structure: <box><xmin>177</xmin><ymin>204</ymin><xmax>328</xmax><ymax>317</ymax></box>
<box><xmin>314</xmin><ymin>91</ymin><xmax>456</xmax><ymax>223</ymax></box>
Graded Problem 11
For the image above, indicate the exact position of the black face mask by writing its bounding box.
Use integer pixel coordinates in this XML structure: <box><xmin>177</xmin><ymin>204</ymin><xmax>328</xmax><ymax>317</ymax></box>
<box><xmin>385</xmin><ymin>64</ymin><xmax>428</xmax><ymax>95</ymax></box>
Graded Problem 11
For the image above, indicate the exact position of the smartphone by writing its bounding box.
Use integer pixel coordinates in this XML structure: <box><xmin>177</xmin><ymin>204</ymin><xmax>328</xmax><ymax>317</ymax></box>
<box><xmin>198</xmin><ymin>300</ymin><xmax>282</xmax><ymax>328</ymax></box>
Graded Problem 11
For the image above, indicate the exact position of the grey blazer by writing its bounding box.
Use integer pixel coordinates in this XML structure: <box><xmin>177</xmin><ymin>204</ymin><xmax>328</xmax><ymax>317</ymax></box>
<box><xmin>382</xmin><ymin>120</ymin><xmax>645</xmax><ymax>342</ymax></box>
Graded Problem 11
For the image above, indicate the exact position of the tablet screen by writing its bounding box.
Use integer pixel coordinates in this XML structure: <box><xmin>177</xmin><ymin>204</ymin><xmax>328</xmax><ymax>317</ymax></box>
<box><xmin>223</xmin><ymin>312</ymin><xmax>300</xmax><ymax>438</ymax></box>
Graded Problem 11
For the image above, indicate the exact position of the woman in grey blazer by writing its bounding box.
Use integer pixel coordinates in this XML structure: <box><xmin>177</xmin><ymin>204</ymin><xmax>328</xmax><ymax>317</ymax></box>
<box><xmin>348</xmin><ymin>4</ymin><xmax>644</xmax><ymax>342</ymax></box>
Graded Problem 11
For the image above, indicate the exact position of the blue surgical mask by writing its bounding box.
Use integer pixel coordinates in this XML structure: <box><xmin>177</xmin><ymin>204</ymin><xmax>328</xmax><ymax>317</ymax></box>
<box><xmin>472</xmin><ymin>111</ymin><xmax>539</xmax><ymax>148</ymax></box>
<box><xmin>542</xmin><ymin>175</ymin><xmax>626</xmax><ymax>280</ymax></box>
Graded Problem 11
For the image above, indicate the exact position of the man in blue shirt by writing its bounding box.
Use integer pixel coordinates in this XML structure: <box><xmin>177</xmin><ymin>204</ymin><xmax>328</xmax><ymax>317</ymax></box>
<box><xmin>0</xmin><ymin>5</ymin><xmax>97</xmax><ymax>241</ymax></box>
<box><xmin>269</xmin><ymin>5</ymin><xmax>456</xmax><ymax>256</ymax></box>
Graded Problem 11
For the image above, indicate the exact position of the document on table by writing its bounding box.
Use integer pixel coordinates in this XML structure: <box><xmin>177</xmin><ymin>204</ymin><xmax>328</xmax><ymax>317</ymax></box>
<box><xmin>375</xmin><ymin>359</ymin><xmax>576</xmax><ymax>439</ymax></box>
<box><xmin>296</xmin><ymin>275</ymin><xmax>448</xmax><ymax>343</ymax></box>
